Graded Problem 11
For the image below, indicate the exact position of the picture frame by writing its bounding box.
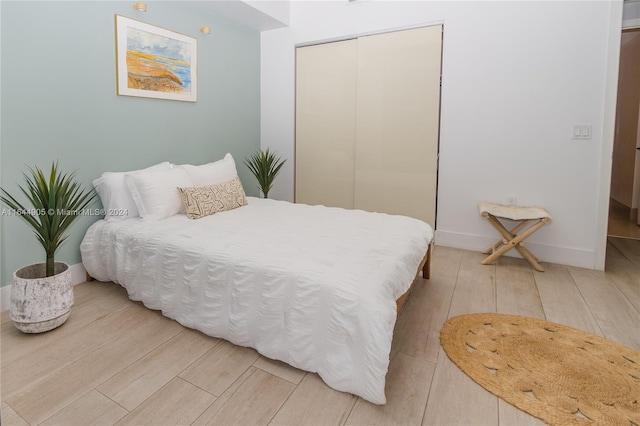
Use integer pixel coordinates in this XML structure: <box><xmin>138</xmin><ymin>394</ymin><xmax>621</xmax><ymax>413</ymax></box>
<box><xmin>115</xmin><ymin>15</ymin><xmax>197</xmax><ymax>102</ymax></box>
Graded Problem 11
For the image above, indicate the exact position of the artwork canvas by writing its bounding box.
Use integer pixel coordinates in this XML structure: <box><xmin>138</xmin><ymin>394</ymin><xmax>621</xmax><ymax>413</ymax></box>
<box><xmin>116</xmin><ymin>15</ymin><xmax>197</xmax><ymax>102</ymax></box>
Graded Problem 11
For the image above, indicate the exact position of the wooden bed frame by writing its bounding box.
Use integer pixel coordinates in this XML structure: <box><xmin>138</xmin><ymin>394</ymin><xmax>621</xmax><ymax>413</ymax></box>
<box><xmin>396</xmin><ymin>244</ymin><xmax>432</xmax><ymax>315</ymax></box>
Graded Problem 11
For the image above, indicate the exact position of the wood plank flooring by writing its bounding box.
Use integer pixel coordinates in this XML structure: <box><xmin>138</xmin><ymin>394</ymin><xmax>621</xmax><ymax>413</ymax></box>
<box><xmin>2</xmin><ymin>240</ymin><xmax>639</xmax><ymax>426</ymax></box>
<box><xmin>608</xmin><ymin>198</ymin><xmax>640</xmax><ymax>240</ymax></box>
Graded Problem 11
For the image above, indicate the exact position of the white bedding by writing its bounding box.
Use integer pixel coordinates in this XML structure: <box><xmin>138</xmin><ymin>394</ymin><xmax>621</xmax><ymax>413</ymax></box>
<box><xmin>80</xmin><ymin>197</ymin><xmax>433</xmax><ymax>404</ymax></box>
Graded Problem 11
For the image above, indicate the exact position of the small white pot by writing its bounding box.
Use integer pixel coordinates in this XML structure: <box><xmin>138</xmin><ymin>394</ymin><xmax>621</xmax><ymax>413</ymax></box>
<box><xmin>11</xmin><ymin>262</ymin><xmax>74</xmax><ymax>333</ymax></box>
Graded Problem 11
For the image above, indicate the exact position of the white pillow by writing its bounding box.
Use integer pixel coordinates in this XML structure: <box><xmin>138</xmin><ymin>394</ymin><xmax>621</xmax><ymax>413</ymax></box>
<box><xmin>93</xmin><ymin>162</ymin><xmax>171</xmax><ymax>221</ymax></box>
<box><xmin>179</xmin><ymin>153</ymin><xmax>238</xmax><ymax>186</ymax></box>
<box><xmin>124</xmin><ymin>167</ymin><xmax>193</xmax><ymax>220</ymax></box>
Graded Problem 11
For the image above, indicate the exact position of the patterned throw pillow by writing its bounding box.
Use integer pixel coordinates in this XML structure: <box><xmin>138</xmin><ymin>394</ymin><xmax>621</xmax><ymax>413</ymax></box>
<box><xmin>177</xmin><ymin>176</ymin><xmax>248</xmax><ymax>219</ymax></box>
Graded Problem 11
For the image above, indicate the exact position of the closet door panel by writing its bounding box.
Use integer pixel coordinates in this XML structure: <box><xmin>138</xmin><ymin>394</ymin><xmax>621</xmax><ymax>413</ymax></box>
<box><xmin>354</xmin><ymin>25</ymin><xmax>442</xmax><ymax>226</ymax></box>
<box><xmin>295</xmin><ymin>40</ymin><xmax>357</xmax><ymax>209</ymax></box>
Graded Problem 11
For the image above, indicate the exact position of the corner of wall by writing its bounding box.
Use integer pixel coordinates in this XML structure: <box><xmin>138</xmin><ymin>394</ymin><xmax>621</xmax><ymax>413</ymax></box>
<box><xmin>595</xmin><ymin>0</ymin><xmax>625</xmax><ymax>270</ymax></box>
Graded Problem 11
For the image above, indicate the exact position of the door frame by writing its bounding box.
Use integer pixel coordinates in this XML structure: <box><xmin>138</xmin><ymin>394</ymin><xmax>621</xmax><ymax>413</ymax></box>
<box><xmin>596</xmin><ymin>1</ymin><xmax>625</xmax><ymax>269</ymax></box>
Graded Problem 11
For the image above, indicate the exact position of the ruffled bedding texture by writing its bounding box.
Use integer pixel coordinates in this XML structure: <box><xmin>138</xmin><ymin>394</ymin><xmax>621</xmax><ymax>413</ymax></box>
<box><xmin>80</xmin><ymin>197</ymin><xmax>433</xmax><ymax>404</ymax></box>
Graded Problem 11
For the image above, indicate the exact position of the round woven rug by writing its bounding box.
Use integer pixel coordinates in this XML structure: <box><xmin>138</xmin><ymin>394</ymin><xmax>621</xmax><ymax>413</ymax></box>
<box><xmin>440</xmin><ymin>313</ymin><xmax>640</xmax><ymax>425</ymax></box>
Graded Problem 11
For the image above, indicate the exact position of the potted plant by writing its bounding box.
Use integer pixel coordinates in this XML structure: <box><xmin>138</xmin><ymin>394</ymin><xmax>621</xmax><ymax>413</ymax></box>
<box><xmin>0</xmin><ymin>162</ymin><xmax>96</xmax><ymax>333</ymax></box>
<box><xmin>244</xmin><ymin>148</ymin><xmax>286</xmax><ymax>199</ymax></box>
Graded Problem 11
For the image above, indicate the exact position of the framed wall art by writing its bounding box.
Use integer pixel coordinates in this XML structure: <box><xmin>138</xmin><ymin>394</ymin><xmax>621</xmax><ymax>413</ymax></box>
<box><xmin>115</xmin><ymin>15</ymin><xmax>197</xmax><ymax>102</ymax></box>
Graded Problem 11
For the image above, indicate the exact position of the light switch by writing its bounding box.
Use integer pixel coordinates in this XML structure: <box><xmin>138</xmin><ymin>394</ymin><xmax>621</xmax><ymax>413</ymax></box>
<box><xmin>572</xmin><ymin>125</ymin><xmax>592</xmax><ymax>140</ymax></box>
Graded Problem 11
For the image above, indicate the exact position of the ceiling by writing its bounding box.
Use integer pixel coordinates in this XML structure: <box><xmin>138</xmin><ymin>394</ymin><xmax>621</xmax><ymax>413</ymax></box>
<box><xmin>196</xmin><ymin>1</ymin><xmax>289</xmax><ymax>32</ymax></box>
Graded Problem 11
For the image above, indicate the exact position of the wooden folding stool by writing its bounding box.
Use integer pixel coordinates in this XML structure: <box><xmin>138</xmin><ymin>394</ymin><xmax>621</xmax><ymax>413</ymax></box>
<box><xmin>478</xmin><ymin>202</ymin><xmax>552</xmax><ymax>272</ymax></box>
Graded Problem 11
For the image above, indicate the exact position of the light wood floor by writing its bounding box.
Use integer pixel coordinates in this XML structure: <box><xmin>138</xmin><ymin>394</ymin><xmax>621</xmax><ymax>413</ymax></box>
<box><xmin>2</xmin><ymin>241</ymin><xmax>639</xmax><ymax>426</ymax></box>
<box><xmin>608</xmin><ymin>198</ymin><xmax>640</xmax><ymax>240</ymax></box>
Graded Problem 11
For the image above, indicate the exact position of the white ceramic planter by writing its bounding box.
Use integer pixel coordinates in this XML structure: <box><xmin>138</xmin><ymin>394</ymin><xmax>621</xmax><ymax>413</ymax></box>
<box><xmin>10</xmin><ymin>262</ymin><xmax>74</xmax><ymax>333</ymax></box>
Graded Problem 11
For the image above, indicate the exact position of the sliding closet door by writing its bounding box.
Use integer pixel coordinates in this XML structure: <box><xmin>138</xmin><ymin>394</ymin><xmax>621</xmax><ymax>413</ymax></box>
<box><xmin>295</xmin><ymin>40</ymin><xmax>357</xmax><ymax>209</ymax></box>
<box><xmin>354</xmin><ymin>26</ymin><xmax>442</xmax><ymax>226</ymax></box>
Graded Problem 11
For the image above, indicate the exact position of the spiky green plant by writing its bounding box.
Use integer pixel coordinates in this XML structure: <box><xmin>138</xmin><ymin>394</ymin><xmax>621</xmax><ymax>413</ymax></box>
<box><xmin>0</xmin><ymin>162</ymin><xmax>97</xmax><ymax>277</ymax></box>
<box><xmin>244</xmin><ymin>149</ymin><xmax>286</xmax><ymax>199</ymax></box>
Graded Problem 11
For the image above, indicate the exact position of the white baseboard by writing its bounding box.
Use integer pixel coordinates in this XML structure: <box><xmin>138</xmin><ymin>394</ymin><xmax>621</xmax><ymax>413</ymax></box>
<box><xmin>69</xmin><ymin>262</ymin><xmax>88</xmax><ymax>287</ymax></box>
<box><xmin>0</xmin><ymin>285</ymin><xmax>10</xmax><ymax>313</ymax></box>
<box><xmin>0</xmin><ymin>262</ymin><xmax>88</xmax><ymax>313</ymax></box>
<box><xmin>434</xmin><ymin>230</ymin><xmax>598</xmax><ymax>270</ymax></box>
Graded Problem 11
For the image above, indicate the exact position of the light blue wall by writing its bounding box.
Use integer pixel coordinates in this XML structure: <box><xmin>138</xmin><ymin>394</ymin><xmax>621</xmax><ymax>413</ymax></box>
<box><xmin>0</xmin><ymin>1</ymin><xmax>261</xmax><ymax>286</ymax></box>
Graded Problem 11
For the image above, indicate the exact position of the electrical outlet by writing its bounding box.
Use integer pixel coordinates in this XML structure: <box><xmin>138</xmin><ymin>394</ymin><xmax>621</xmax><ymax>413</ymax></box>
<box><xmin>507</xmin><ymin>196</ymin><xmax>517</xmax><ymax>207</ymax></box>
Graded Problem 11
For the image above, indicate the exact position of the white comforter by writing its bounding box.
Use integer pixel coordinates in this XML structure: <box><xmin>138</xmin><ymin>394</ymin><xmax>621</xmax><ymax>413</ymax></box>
<box><xmin>80</xmin><ymin>197</ymin><xmax>432</xmax><ymax>404</ymax></box>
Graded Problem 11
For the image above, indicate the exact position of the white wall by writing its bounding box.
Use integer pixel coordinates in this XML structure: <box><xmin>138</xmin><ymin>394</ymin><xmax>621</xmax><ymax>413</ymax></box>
<box><xmin>261</xmin><ymin>0</ymin><xmax>623</xmax><ymax>269</ymax></box>
<box><xmin>261</xmin><ymin>27</ymin><xmax>296</xmax><ymax>201</ymax></box>
<box><xmin>623</xmin><ymin>0</ymin><xmax>640</xmax><ymax>29</ymax></box>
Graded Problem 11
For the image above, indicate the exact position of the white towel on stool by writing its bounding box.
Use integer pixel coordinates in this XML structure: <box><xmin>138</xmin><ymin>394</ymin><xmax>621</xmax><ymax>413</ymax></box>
<box><xmin>478</xmin><ymin>202</ymin><xmax>551</xmax><ymax>221</ymax></box>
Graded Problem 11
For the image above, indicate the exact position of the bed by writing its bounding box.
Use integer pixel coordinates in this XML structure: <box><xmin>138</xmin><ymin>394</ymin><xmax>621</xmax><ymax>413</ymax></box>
<box><xmin>80</xmin><ymin>155</ymin><xmax>433</xmax><ymax>405</ymax></box>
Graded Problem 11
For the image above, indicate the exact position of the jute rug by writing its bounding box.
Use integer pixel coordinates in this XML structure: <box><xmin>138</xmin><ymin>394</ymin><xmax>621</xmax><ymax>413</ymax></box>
<box><xmin>440</xmin><ymin>313</ymin><xmax>640</xmax><ymax>425</ymax></box>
